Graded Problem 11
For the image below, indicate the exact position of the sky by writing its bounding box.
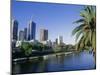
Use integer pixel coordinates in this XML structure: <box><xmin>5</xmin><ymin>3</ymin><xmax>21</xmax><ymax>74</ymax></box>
<box><xmin>12</xmin><ymin>0</ymin><xmax>85</xmax><ymax>44</ymax></box>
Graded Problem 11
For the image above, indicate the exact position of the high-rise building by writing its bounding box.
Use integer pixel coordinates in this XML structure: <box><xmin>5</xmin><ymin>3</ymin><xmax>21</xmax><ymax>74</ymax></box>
<box><xmin>55</xmin><ymin>38</ymin><xmax>58</xmax><ymax>45</ymax></box>
<box><xmin>40</xmin><ymin>29</ymin><xmax>48</xmax><ymax>41</ymax></box>
<box><xmin>47</xmin><ymin>40</ymin><xmax>52</xmax><ymax>47</ymax></box>
<box><xmin>28</xmin><ymin>20</ymin><xmax>36</xmax><ymax>40</ymax></box>
<box><xmin>12</xmin><ymin>20</ymin><xmax>18</xmax><ymax>40</ymax></box>
<box><xmin>19</xmin><ymin>30</ymin><xmax>24</xmax><ymax>41</ymax></box>
<box><xmin>58</xmin><ymin>36</ymin><xmax>63</xmax><ymax>45</ymax></box>
<box><xmin>24</xmin><ymin>28</ymin><xmax>28</xmax><ymax>40</ymax></box>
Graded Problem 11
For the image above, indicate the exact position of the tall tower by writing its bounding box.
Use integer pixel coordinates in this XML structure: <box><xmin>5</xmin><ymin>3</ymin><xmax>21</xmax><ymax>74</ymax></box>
<box><xmin>40</xmin><ymin>29</ymin><xmax>48</xmax><ymax>41</ymax></box>
<box><xmin>58</xmin><ymin>36</ymin><xmax>63</xmax><ymax>45</ymax></box>
<box><xmin>12</xmin><ymin>19</ymin><xmax>18</xmax><ymax>40</ymax></box>
<box><xmin>28</xmin><ymin>20</ymin><xmax>36</xmax><ymax>40</ymax></box>
<box><xmin>55</xmin><ymin>38</ymin><xmax>58</xmax><ymax>45</ymax></box>
<box><xmin>24</xmin><ymin>28</ymin><xmax>28</xmax><ymax>41</ymax></box>
<box><xmin>19</xmin><ymin>30</ymin><xmax>24</xmax><ymax>41</ymax></box>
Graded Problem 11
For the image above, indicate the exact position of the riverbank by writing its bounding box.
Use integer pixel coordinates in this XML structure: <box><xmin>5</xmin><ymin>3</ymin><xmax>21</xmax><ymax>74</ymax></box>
<box><xmin>13</xmin><ymin>51</ymin><xmax>73</xmax><ymax>62</ymax></box>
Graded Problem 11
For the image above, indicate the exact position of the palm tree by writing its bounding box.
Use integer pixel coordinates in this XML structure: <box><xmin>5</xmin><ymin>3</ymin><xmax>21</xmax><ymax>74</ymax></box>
<box><xmin>72</xmin><ymin>6</ymin><xmax>96</xmax><ymax>53</ymax></box>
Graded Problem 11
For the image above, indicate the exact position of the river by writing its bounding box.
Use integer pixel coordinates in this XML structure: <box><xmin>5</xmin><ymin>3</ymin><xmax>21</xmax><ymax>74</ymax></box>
<box><xmin>12</xmin><ymin>51</ymin><xmax>95</xmax><ymax>74</ymax></box>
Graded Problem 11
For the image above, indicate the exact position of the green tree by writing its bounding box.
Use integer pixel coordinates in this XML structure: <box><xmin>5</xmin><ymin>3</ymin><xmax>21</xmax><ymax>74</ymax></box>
<box><xmin>20</xmin><ymin>42</ymin><xmax>33</xmax><ymax>57</ymax></box>
<box><xmin>32</xmin><ymin>43</ymin><xmax>44</xmax><ymax>51</ymax></box>
<box><xmin>72</xmin><ymin>6</ymin><xmax>96</xmax><ymax>52</ymax></box>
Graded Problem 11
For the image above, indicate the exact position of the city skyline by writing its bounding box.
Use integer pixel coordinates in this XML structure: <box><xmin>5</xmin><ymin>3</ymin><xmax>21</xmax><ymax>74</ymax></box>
<box><xmin>12</xmin><ymin>19</ymin><xmax>59</xmax><ymax>42</ymax></box>
<box><xmin>12</xmin><ymin>0</ymin><xmax>85</xmax><ymax>44</ymax></box>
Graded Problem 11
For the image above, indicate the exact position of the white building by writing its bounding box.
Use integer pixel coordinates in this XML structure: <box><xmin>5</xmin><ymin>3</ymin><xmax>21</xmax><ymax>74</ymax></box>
<box><xmin>58</xmin><ymin>36</ymin><xmax>63</xmax><ymax>45</ymax></box>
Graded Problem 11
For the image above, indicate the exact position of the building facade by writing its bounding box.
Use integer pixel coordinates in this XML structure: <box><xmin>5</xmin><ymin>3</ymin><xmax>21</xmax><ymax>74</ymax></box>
<box><xmin>24</xmin><ymin>28</ymin><xmax>28</xmax><ymax>40</ymax></box>
<box><xmin>12</xmin><ymin>20</ymin><xmax>18</xmax><ymax>40</ymax></box>
<box><xmin>28</xmin><ymin>20</ymin><xmax>36</xmax><ymax>41</ymax></box>
<box><xmin>55</xmin><ymin>38</ymin><xmax>58</xmax><ymax>45</ymax></box>
<box><xmin>19</xmin><ymin>30</ymin><xmax>24</xmax><ymax>41</ymax></box>
<box><xmin>40</xmin><ymin>29</ymin><xmax>48</xmax><ymax>42</ymax></box>
<box><xmin>58</xmin><ymin>36</ymin><xmax>63</xmax><ymax>45</ymax></box>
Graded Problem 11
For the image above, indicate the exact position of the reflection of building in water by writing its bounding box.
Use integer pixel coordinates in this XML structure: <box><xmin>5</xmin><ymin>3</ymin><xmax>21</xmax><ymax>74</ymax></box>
<box><xmin>13</xmin><ymin>63</ymin><xmax>20</xmax><ymax>74</ymax></box>
<box><xmin>36</xmin><ymin>57</ymin><xmax>47</xmax><ymax>72</ymax></box>
<box><xmin>56</xmin><ymin>54</ymin><xmax>65</xmax><ymax>65</ymax></box>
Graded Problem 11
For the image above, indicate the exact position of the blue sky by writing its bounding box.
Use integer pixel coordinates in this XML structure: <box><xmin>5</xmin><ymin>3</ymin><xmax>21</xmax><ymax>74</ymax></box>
<box><xmin>12</xmin><ymin>0</ymin><xmax>85</xmax><ymax>44</ymax></box>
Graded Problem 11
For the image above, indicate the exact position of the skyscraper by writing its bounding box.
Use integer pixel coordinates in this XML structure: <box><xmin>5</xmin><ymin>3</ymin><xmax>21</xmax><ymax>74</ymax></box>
<box><xmin>28</xmin><ymin>20</ymin><xmax>36</xmax><ymax>40</ymax></box>
<box><xmin>19</xmin><ymin>30</ymin><xmax>24</xmax><ymax>41</ymax></box>
<box><xmin>55</xmin><ymin>38</ymin><xmax>58</xmax><ymax>45</ymax></box>
<box><xmin>58</xmin><ymin>36</ymin><xmax>63</xmax><ymax>45</ymax></box>
<box><xmin>24</xmin><ymin>28</ymin><xmax>28</xmax><ymax>40</ymax></box>
<box><xmin>12</xmin><ymin>19</ymin><xmax>18</xmax><ymax>40</ymax></box>
<box><xmin>40</xmin><ymin>29</ymin><xmax>48</xmax><ymax>41</ymax></box>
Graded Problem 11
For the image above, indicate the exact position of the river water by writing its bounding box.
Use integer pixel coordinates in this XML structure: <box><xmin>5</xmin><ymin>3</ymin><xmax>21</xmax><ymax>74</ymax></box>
<box><xmin>12</xmin><ymin>51</ymin><xmax>95</xmax><ymax>74</ymax></box>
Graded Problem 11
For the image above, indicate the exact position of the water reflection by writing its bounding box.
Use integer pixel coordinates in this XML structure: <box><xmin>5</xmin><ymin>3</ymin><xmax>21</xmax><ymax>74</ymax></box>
<box><xmin>13</xmin><ymin>51</ymin><xmax>95</xmax><ymax>74</ymax></box>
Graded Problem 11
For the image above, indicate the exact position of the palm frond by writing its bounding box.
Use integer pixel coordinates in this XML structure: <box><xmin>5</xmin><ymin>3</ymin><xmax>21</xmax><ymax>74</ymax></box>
<box><xmin>72</xmin><ymin>24</ymin><xmax>85</xmax><ymax>35</ymax></box>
